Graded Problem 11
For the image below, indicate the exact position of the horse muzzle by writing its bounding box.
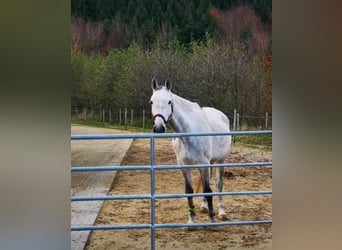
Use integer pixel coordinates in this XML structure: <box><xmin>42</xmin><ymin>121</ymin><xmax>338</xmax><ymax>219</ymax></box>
<box><xmin>152</xmin><ymin>113</ymin><xmax>171</xmax><ymax>133</ymax></box>
<box><xmin>153</xmin><ymin>124</ymin><xmax>166</xmax><ymax>133</ymax></box>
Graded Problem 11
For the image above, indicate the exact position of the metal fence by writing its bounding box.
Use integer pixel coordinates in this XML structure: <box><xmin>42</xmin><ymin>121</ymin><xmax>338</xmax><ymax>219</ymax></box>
<box><xmin>71</xmin><ymin>130</ymin><xmax>272</xmax><ymax>250</ymax></box>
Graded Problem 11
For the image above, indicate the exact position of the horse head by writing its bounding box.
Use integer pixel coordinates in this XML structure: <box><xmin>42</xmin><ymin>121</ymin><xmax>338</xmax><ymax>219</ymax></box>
<box><xmin>150</xmin><ymin>77</ymin><xmax>173</xmax><ymax>133</ymax></box>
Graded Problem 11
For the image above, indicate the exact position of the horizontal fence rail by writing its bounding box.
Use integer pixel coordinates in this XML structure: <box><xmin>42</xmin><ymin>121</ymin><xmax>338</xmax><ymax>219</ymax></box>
<box><xmin>71</xmin><ymin>191</ymin><xmax>272</xmax><ymax>202</ymax></box>
<box><xmin>71</xmin><ymin>130</ymin><xmax>272</xmax><ymax>250</ymax></box>
<box><xmin>71</xmin><ymin>130</ymin><xmax>272</xmax><ymax>140</ymax></box>
<box><xmin>71</xmin><ymin>161</ymin><xmax>272</xmax><ymax>172</ymax></box>
<box><xmin>72</xmin><ymin>220</ymin><xmax>272</xmax><ymax>231</ymax></box>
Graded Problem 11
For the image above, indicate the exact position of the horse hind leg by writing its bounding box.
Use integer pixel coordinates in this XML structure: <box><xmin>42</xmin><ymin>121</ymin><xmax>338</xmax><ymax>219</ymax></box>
<box><xmin>199</xmin><ymin>166</ymin><xmax>214</xmax><ymax>213</ymax></box>
<box><xmin>216</xmin><ymin>162</ymin><xmax>228</xmax><ymax>221</ymax></box>
<box><xmin>198</xmin><ymin>168</ymin><xmax>210</xmax><ymax>213</ymax></box>
<box><xmin>200</xmin><ymin>167</ymin><xmax>215</xmax><ymax>223</ymax></box>
<box><xmin>199</xmin><ymin>197</ymin><xmax>208</xmax><ymax>213</ymax></box>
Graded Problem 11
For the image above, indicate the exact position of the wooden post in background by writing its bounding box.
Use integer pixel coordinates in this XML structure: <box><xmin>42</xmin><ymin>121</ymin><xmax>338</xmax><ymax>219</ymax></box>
<box><xmin>124</xmin><ymin>108</ymin><xmax>127</xmax><ymax>129</ymax></box>
<box><xmin>143</xmin><ymin>109</ymin><xmax>145</xmax><ymax>129</ymax></box>
<box><xmin>131</xmin><ymin>109</ymin><xmax>133</xmax><ymax>127</ymax></box>
<box><xmin>102</xmin><ymin>108</ymin><xmax>105</xmax><ymax>123</ymax></box>
<box><xmin>232</xmin><ymin>109</ymin><xmax>237</xmax><ymax>143</ymax></box>
<box><xmin>233</xmin><ymin>109</ymin><xmax>237</xmax><ymax>131</ymax></box>
<box><xmin>83</xmin><ymin>107</ymin><xmax>87</xmax><ymax>120</ymax></box>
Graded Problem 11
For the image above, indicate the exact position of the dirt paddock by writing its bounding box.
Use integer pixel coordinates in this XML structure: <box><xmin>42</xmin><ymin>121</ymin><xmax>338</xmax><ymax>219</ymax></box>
<box><xmin>85</xmin><ymin>138</ymin><xmax>272</xmax><ymax>249</ymax></box>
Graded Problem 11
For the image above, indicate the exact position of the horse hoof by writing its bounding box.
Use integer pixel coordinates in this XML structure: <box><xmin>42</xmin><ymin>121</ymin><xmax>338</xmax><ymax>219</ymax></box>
<box><xmin>186</xmin><ymin>226</ymin><xmax>197</xmax><ymax>231</ymax></box>
<box><xmin>199</xmin><ymin>207</ymin><xmax>209</xmax><ymax>213</ymax></box>
<box><xmin>218</xmin><ymin>213</ymin><xmax>228</xmax><ymax>221</ymax></box>
<box><xmin>186</xmin><ymin>221</ymin><xmax>197</xmax><ymax>231</ymax></box>
<box><xmin>208</xmin><ymin>226</ymin><xmax>220</xmax><ymax>232</ymax></box>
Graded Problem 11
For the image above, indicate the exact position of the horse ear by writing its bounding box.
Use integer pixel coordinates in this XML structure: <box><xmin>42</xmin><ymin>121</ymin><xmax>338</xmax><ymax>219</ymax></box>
<box><xmin>165</xmin><ymin>78</ymin><xmax>172</xmax><ymax>91</ymax></box>
<box><xmin>151</xmin><ymin>77</ymin><xmax>159</xmax><ymax>90</ymax></box>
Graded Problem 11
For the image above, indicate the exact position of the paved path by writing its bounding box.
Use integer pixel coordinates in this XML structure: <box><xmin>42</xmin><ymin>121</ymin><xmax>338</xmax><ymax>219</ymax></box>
<box><xmin>71</xmin><ymin>125</ymin><xmax>133</xmax><ymax>250</ymax></box>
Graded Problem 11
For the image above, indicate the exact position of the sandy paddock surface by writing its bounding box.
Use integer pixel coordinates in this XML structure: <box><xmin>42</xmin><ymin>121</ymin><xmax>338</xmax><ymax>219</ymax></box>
<box><xmin>85</xmin><ymin>138</ymin><xmax>272</xmax><ymax>250</ymax></box>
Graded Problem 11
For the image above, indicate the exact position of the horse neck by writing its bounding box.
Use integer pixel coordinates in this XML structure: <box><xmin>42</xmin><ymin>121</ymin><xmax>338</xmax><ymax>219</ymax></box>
<box><xmin>169</xmin><ymin>93</ymin><xmax>201</xmax><ymax>133</ymax></box>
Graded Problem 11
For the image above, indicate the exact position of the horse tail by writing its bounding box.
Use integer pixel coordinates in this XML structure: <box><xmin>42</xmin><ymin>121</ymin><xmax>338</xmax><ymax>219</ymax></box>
<box><xmin>195</xmin><ymin>167</ymin><xmax>214</xmax><ymax>193</ymax></box>
<box><xmin>195</xmin><ymin>177</ymin><xmax>202</xmax><ymax>193</ymax></box>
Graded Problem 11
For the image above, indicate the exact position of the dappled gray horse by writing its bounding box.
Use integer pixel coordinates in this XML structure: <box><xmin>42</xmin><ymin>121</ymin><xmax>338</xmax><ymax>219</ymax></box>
<box><xmin>150</xmin><ymin>77</ymin><xmax>231</xmax><ymax>225</ymax></box>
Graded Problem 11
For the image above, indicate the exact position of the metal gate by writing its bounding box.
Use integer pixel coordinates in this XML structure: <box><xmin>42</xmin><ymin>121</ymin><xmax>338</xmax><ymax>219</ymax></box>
<box><xmin>71</xmin><ymin>130</ymin><xmax>272</xmax><ymax>250</ymax></box>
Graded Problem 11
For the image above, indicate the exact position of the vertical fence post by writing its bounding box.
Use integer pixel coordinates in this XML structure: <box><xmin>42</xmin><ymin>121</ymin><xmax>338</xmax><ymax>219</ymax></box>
<box><xmin>131</xmin><ymin>109</ymin><xmax>133</xmax><ymax>127</ymax></box>
<box><xmin>143</xmin><ymin>109</ymin><xmax>145</xmax><ymax>129</ymax></box>
<box><xmin>265</xmin><ymin>112</ymin><xmax>268</xmax><ymax>129</ymax></box>
<box><xmin>232</xmin><ymin>109</ymin><xmax>237</xmax><ymax>143</ymax></box>
<box><xmin>102</xmin><ymin>108</ymin><xmax>105</xmax><ymax>123</ymax></box>
<box><xmin>119</xmin><ymin>109</ymin><xmax>122</xmax><ymax>125</ymax></box>
<box><xmin>150</xmin><ymin>136</ymin><xmax>156</xmax><ymax>250</ymax></box>
<box><xmin>124</xmin><ymin>108</ymin><xmax>127</xmax><ymax>129</ymax></box>
<box><xmin>237</xmin><ymin>113</ymin><xmax>240</xmax><ymax>131</ymax></box>
<box><xmin>83</xmin><ymin>107</ymin><xmax>87</xmax><ymax>120</ymax></box>
<box><xmin>233</xmin><ymin>109</ymin><xmax>237</xmax><ymax>131</ymax></box>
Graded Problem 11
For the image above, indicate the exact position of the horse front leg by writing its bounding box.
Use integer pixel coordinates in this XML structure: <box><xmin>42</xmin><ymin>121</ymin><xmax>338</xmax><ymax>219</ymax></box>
<box><xmin>200</xmin><ymin>167</ymin><xmax>215</xmax><ymax>223</ymax></box>
<box><xmin>181</xmin><ymin>169</ymin><xmax>196</xmax><ymax>225</ymax></box>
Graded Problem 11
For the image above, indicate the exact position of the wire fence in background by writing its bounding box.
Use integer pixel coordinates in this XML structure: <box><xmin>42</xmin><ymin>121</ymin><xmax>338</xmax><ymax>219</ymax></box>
<box><xmin>71</xmin><ymin>107</ymin><xmax>272</xmax><ymax>130</ymax></box>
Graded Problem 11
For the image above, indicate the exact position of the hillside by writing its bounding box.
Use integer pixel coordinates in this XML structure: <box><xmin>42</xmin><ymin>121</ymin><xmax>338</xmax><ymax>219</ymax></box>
<box><xmin>71</xmin><ymin>0</ymin><xmax>271</xmax><ymax>52</ymax></box>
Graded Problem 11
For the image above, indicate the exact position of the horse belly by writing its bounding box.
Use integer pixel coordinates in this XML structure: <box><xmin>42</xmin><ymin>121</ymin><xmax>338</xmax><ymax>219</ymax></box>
<box><xmin>202</xmin><ymin>107</ymin><xmax>232</xmax><ymax>161</ymax></box>
<box><xmin>211</xmin><ymin>136</ymin><xmax>231</xmax><ymax>161</ymax></box>
<box><xmin>172</xmin><ymin>137</ymin><xmax>211</xmax><ymax>164</ymax></box>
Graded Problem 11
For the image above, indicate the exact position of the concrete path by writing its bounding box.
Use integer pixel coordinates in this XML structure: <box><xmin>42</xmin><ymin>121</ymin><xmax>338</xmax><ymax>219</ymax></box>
<box><xmin>71</xmin><ymin>125</ymin><xmax>133</xmax><ymax>250</ymax></box>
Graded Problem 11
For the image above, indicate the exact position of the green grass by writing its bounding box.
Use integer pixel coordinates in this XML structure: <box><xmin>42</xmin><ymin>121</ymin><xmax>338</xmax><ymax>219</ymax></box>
<box><xmin>234</xmin><ymin>134</ymin><xmax>272</xmax><ymax>150</ymax></box>
<box><xmin>72</xmin><ymin>118</ymin><xmax>272</xmax><ymax>150</ymax></box>
<box><xmin>71</xmin><ymin>119</ymin><xmax>106</xmax><ymax>127</ymax></box>
<box><xmin>71</xmin><ymin>118</ymin><xmax>153</xmax><ymax>133</ymax></box>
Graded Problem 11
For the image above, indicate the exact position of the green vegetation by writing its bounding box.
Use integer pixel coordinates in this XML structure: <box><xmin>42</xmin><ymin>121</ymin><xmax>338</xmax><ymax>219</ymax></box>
<box><xmin>71</xmin><ymin>36</ymin><xmax>271</xmax><ymax>125</ymax></box>
<box><xmin>71</xmin><ymin>0</ymin><xmax>271</xmax><ymax>51</ymax></box>
<box><xmin>72</xmin><ymin>118</ymin><xmax>271</xmax><ymax>149</ymax></box>
<box><xmin>234</xmin><ymin>134</ymin><xmax>272</xmax><ymax>148</ymax></box>
<box><xmin>71</xmin><ymin>118</ymin><xmax>152</xmax><ymax>133</ymax></box>
<box><xmin>71</xmin><ymin>1</ymin><xmax>272</xmax><ymax>129</ymax></box>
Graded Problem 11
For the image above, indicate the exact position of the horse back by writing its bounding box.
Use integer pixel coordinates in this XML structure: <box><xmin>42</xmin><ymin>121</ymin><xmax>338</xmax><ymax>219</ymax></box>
<box><xmin>202</xmin><ymin>107</ymin><xmax>230</xmax><ymax>131</ymax></box>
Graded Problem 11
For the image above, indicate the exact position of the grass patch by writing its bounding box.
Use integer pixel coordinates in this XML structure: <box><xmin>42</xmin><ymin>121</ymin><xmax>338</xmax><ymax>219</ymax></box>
<box><xmin>234</xmin><ymin>134</ymin><xmax>272</xmax><ymax>148</ymax></box>
<box><xmin>71</xmin><ymin>118</ymin><xmax>152</xmax><ymax>133</ymax></box>
<box><xmin>71</xmin><ymin>119</ymin><xmax>272</xmax><ymax>150</ymax></box>
<box><xmin>71</xmin><ymin>119</ymin><xmax>107</xmax><ymax>128</ymax></box>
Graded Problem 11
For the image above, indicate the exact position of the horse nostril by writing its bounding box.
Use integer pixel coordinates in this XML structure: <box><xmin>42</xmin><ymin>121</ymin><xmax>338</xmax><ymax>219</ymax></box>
<box><xmin>153</xmin><ymin>125</ymin><xmax>165</xmax><ymax>133</ymax></box>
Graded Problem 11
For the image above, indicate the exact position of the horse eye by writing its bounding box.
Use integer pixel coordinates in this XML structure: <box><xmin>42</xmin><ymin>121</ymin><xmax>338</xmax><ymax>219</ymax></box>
<box><xmin>150</xmin><ymin>101</ymin><xmax>153</xmax><ymax>105</ymax></box>
<box><xmin>168</xmin><ymin>101</ymin><xmax>172</xmax><ymax>105</ymax></box>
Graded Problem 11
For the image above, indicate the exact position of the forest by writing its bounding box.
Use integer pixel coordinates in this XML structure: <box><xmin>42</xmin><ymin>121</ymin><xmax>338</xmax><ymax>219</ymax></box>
<box><xmin>71</xmin><ymin>0</ymin><xmax>272</xmax><ymax>128</ymax></box>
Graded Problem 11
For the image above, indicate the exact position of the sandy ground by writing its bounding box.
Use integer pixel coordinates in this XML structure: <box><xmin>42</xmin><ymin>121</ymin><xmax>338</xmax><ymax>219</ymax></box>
<box><xmin>85</xmin><ymin>137</ymin><xmax>272</xmax><ymax>250</ymax></box>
